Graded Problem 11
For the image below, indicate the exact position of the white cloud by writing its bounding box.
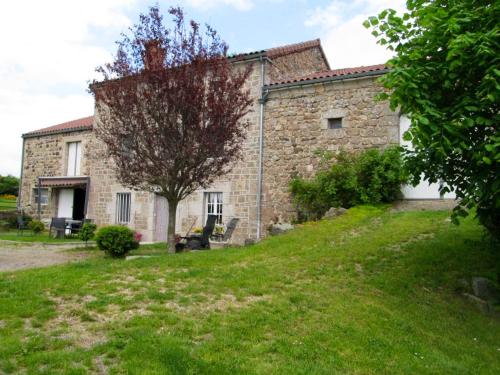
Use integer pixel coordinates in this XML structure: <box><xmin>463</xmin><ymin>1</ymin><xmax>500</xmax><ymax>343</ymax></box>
<box><xmin>185</xmin><ymin>0</ymin><xmax>254</xmax><ymax>11</ymax></box>
<box><xmin>305</xmin><ymin>0</ymin><xmax>407</xmax><ymax>69</ymax></box>
<box><xmin>0</xmin><ymin>0</ymin><xmax>137</xmax><ymax>176</ymax></box>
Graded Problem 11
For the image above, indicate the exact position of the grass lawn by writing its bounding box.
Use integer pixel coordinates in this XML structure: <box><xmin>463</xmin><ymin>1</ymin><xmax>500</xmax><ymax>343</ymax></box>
<box><xmin>0</xmin><ymin>197</ymin><xmax>16</xmax><ymax>211</ymax></box>
<box><xmin>0</xmin><ymin>206</ymin><xmax>499</xmax><ymax>374</ymax></box>
<box><xmin>0</xmin><ymin>230</ymin><xmax>83</xmax><ymax>243</ymax></box>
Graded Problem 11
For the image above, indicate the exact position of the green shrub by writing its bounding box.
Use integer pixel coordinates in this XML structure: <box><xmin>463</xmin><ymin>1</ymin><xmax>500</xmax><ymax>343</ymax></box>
<box><xmin>95</xmin><ymin>225</ymin><xmax>139</xmax><ymax>257</ymax></box>
<box><xmin>290</xmin><ymin>146</ymin><xmax>407</xmax><ymax>221</ymax></box>
<box><xmin>79</xmin><ymin>222</ymin><xmax>97</xmax><ymax>247</ymax></box>
<box><xmin>28</xmin><ymin>220</ymin><xmax>45</xmax><ymax>235</ymax></box>
<box><xmin>356</xmin><ymin>147</ymin><xmax>406</xmax><ymax>204</ymax></box>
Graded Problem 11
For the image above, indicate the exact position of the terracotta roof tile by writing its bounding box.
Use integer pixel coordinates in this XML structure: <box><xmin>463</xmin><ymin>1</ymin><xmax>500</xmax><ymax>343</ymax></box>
<box><xmin>23</xmin><ymin>116</ymin><xmax>93</xmax><ymax>138</ymax></box>
<box><xmin>267</xmin><ymin>64</ymin><xmax>388</xmax><ymax>86</ymax></box>
<box><xmin>39</xmin><ymin>176</ymin><xmax>89</xmax><ymax>187</ymax></box>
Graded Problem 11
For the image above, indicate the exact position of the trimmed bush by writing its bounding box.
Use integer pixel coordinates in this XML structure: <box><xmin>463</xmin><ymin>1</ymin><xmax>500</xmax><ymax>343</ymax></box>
<box><xmin>95</xmin><ymin>225</ymin><xmax>139</xmax><ymax>257</ymax></box>
<box><xmin>290</xmin><ymin>146</ymin><xmax>407</xmax><ymax>221</ymax></box>
<box><xmin>79</xmin><ymin>222</ymin><xmax>97</xmax><ymax>247</ymax></box>
<box><xmin>28</xmin><ymin>220</ymin><xmax>45</xmax><ymax>235</ymax></box>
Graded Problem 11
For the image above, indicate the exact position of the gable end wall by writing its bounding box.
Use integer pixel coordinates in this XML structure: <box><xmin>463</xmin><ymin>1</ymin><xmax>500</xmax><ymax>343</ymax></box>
<box><xmin>267</xmin><ymin>47</ymin><xmax>329</xmax><ymax>84</ymax></box>
<box><xmin>261</xmin><ymin>76</ymin><xmax>400</xmax><ymax>226</ymax></box>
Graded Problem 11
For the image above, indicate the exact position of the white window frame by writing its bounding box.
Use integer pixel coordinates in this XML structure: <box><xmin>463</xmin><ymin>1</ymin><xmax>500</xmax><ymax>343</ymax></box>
<box><xmin>116</xmin><ymin>193</ymin><xmax>131</xmax><ymax>224</ymax></box>
<box><xmin>67</xmin><ymin>141</ymin><xmax>82</xmax><ymax>176</ymax></box>
<box><xmin>33</xmin><ymin>188</ymin><xmax>49</xmax><ymax>205</ymax></box>
<box><xmin>205</xmin><ymin>192</ymin><xmax>223</xmax><ymax>225</ymax></box>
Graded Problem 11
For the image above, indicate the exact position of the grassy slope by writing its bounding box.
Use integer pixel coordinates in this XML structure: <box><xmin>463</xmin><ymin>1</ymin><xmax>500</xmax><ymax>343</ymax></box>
<box><xmin>0</xmin><ymin>206</ymin><xmax>498</xmax><ymax>374</ymax></box>
<box><xmin>0</xmin><ymin>197</ymin><xmax>16</xmax><ymax>211</ymax></box>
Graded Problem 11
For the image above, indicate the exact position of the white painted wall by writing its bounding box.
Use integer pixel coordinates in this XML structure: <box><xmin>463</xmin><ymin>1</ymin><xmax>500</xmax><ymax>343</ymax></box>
<box><xmin>399</xmin><ymin>115</ymin><xmax>456</xmax><ymax>199</ymax></box>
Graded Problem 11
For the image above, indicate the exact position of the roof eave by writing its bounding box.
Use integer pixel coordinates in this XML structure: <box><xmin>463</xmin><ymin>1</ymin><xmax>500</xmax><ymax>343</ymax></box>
<box><xmin>22</xmin><ymin>125</ymin><xmax>93</xmax><ymax>139</ymax></box>
<box><xmin>265</xmin><ymin>68</ymin><xmax>390</xmax><ymax>91</ymax></box>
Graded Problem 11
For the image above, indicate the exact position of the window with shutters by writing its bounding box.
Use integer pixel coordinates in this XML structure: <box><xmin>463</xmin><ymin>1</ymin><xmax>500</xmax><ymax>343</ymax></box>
<box><xmin>67</xmin><ymin>141</ymin><xmax>82</xmax><ymax>176</ymax></box>
<box><xmin>205</xmin><ymin>192</ymin><xmax>223</xmax><ymax>224</ymax></box>
<box><xmin>116</xmin><ymin>193</ymin><xmax>131</xmax><ymax>224</ymax></box>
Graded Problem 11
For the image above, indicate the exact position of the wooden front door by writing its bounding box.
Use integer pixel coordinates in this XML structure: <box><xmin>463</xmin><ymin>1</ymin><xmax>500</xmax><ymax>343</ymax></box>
<box><xmin>57</xmin><ymin>189</ymin><xmax>74</xmax><ymax>218</ymax></box>
<box><xmin>154</xmin><ymin>195</ymin><xmax>169</xmax><ymax>242</ymax></box>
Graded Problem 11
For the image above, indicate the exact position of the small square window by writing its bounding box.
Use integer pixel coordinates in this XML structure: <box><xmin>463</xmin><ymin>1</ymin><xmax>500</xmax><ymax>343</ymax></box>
<box><xmin>327</xmin><ymin>117</ymin><xmax>343</xmax><ymax>129</ymax></box>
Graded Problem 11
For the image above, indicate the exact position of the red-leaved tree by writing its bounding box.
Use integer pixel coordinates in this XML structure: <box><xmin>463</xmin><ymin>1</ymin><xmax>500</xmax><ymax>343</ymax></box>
<box><xmin>89</xmin><ymin>6</ymin><xmax>252</xmax><ymax>252</ymax></box>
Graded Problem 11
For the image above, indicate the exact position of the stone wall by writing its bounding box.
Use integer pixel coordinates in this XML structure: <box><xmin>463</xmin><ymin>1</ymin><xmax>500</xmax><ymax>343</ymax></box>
<box><xmin>19</xmin><ymin>128</ymin><xmax>156</xmax><ymax>240</ymax></box>
<box><xmin>267</xmin><ymin>47</ymin><xmax>329</xmax><ymax>84</ymax></box>
<box><xmin>261</xmin><ymin>76</ymin><xmax>400</xmax><ymax>226</ymax></box>
<box><xmin>19</xmin><ymin>130</ymin><xmax>94</xmax><ymax>221</ymax></box>
<box><xmin>84</xmin><ymin>132</ymin><xmax>155</xmax><ymax>241</ymax></box>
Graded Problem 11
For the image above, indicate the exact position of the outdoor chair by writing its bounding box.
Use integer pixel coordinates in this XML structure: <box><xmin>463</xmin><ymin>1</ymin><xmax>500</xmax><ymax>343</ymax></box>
<box><xmin>176</xmin><ymin>215</ymin><xmax>217</xmax><ymax>251</ymax></box>
<box><xmin>210</xmin><ymin>218</ymin><xmax>240</xmax><ymax>242</ymax></box>
<box><xmin>221</xmin><ymin>218</ymin><xmax>239</xmax><ymax>242</ymax></box>
<box><xmin>16</xmin><ymin>215</ymin><xmax>30</xmax><ymax>236</ymax></box>
<box><xmin>69</xmin><ymin>221</ymin><xmax>83</xmax><ymax>235</ymax></box>
<box><xmin>49</xmin><ymin>218</ymin><xmax>66</xmax><ymax>239</ymax></box>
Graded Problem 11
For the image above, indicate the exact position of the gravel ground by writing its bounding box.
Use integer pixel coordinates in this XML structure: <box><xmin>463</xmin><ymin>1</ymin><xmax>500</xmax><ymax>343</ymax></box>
<box><xmin>0</xmin><ymin>242</ymin><xmax>92</xmax><ymax>272</ymax></box>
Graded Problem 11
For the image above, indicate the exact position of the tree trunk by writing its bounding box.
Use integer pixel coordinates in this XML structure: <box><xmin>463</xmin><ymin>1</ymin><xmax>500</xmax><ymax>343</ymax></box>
<box><xmin>167</xmin><ymin>199</ymin><xmax>178</xmax><ymax>253</ymax></box>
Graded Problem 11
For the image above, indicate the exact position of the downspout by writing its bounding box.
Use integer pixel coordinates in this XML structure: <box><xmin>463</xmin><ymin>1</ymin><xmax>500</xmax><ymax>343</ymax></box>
<box><xmin>17</xmin><ymin>137</ymin><xmax>26</xmax><ymax>211</ymax></box>
<box><xmin>84</xmin><ymin>177</ymin><xmax>90</xmax><ymax>218</ymax></box>
<box><xmin>37</xmin><ymin>177</ymin><xmax>41</xmax><ymax>220</ymax></box>
<box><xmin>256</xmin><ymin>57</ymin><xmax>269</xmax><ymax>240</ymax></box>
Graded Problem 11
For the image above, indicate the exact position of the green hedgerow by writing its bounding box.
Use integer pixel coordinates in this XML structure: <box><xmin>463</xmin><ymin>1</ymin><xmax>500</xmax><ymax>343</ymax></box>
<box><xmin>290</xmin><ymin>146</ymin><xmax>407</xmax><ymax>221</ymax></box>
<box><xmin>95</xmin><ymin>225</ymin><xmax>139</xmax><ymax>257</ymax></box>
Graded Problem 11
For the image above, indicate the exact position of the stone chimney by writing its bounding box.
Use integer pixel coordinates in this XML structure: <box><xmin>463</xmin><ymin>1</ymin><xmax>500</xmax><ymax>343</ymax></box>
<box><xmin>143</xmin><ymin>40</ymin><xmax>165</xmax><ymax>71</ymax></box>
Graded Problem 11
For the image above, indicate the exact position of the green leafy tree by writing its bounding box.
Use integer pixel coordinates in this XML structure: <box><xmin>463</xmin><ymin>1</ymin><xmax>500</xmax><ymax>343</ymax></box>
<box><xmin>364</xmin><ymin>1</ymin><xmax>499</xmax><ymax>237</ymax></box>
<box><xmin>79</xmin><ymin>222</ymin><xmax>97</xmax><ymax>247</ymax></box>
<box><xmin>0</xmin><ymin>175</ymin><xmax>19</xmax><ymax>196</ymax></box>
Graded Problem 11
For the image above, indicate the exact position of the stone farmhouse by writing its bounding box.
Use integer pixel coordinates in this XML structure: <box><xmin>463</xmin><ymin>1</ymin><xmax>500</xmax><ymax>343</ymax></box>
<box><xmin>18</xmin><ymin>39</ymin><xmax>451</xmax><ymax>244</ymax></box>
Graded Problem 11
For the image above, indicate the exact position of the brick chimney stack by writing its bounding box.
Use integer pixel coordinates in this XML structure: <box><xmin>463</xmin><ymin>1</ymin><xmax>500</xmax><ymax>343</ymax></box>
<box><xmin>143</xmin><ymin>40</ymin><xmax>165</xmax><ymax>71</ymax></box>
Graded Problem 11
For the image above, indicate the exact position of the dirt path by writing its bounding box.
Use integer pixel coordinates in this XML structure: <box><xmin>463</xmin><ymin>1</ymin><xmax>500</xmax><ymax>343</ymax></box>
<box><xmin>0</xmin><ymin>242</ymin><xmax>92</xmax><ymax>272</ymax></box>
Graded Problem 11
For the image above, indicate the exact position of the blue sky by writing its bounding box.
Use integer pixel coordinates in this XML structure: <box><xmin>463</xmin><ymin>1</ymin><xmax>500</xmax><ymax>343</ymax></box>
<box><xmin>0</xmin><ymin>0</ymin><xmax>406</xmax><ymax>176</ymax></box>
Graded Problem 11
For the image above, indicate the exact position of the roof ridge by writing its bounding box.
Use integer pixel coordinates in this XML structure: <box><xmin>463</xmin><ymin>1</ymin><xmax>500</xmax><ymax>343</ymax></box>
<box><xmin>228</xmin><ymin>38</ymin><xmax>322</xmax><ymax>61</ymax></box>
<box><xmin>266</xmin><ymin>38</ymin><xmax>321</xmax><ymax>57</ymax></box>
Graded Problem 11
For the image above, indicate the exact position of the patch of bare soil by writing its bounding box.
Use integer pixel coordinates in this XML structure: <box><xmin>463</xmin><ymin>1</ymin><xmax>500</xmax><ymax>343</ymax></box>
<box><xmin>0</xmin><ymin>243</ymin><xmax>91</xmax><ymax>272</ymax></box>
<box><xmin>39</xmin><ymin>293</ymin><xmax>152</xmax><ymax>351</ymax></box>
<box><xmin>391</xmin><ymin>200</ymin><xmax>456</xmax><ymax>212</ymax></box>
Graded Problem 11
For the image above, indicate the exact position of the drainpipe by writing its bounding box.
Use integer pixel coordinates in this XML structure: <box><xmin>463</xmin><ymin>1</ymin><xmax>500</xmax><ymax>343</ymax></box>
<box><xmin>37</xmin><ymin>177</ymin><xmax>41</xmax><ymax>220</ymax></box>
<box><xmin>17</xmin><ymin>137</ymin><xmax>26</xmax><ymax>211</ymax></box>
<box><xmin>84</xmin><ymin>177</ymin><xmax>90</xmax><ymax>218</ymax></box>
<box><xmin>256</xmin><ymin>57</ymin><xmax>269</xmax><ymax>240</ymax></box>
